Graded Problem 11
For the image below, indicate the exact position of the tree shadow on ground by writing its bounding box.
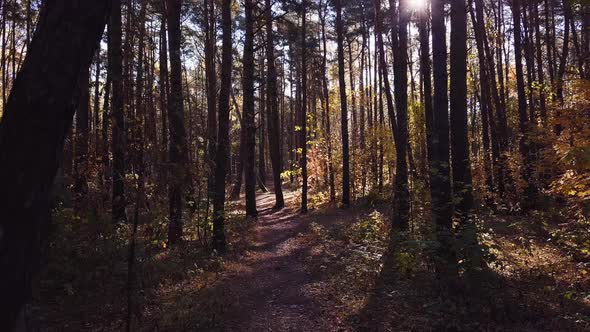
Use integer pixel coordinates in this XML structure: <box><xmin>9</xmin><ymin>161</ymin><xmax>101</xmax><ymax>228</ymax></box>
<box><xmin>352</xmin><ymin>235</ymin><xmax>590</xmax><ymax>331</ymax></box>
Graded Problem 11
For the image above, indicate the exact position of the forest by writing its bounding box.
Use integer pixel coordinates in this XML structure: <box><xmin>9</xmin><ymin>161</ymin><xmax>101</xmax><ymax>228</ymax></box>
<box><xmin>0</xmin><ymin>0</ymin><xmax>589</xmax><ymax>330</ymax></box>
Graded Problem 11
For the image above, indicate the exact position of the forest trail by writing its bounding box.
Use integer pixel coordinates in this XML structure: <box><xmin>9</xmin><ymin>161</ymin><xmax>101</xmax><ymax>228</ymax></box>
<box><xmin>205</xmin><ymin>188</ymin><xmax>340</xmax><ymax>331</ymax></box>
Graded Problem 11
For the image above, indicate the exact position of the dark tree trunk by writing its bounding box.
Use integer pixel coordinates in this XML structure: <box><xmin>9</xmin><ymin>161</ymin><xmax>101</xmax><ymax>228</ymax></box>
<box><xmin>111</xmin><ymin>0</ymin><xmax>127</xmax><ymax>223</ymax></box>
<box><xmin>212</xmin><ymin>0</ymin><xmax>232</xmax><ymax>251</ymax></box>
<box><xmin>390</xmin><ymin>0</ymin><xmax>410</xmax><ymax>229</ymax></box>
<box><xmin>470</xmin><ymin>1</ymin><xmax>493</xmax><ymax>194</ymax></box>
<box><xmin>512</xmin><ymin>0</ymin><xmax>537</xmax><ymax>207</ymax></box>
<box><xmin>242</xmin><ymin>0</ymin><xmax>258</xmax><ymax>217</ymax></box>
<box><xmin>0</xmin><ymin>1</ymin><xmax>109</xmax><ymax>327</ymax></box>
<box><xmin>265</xmin><ymin>0</ymin><xmax>285</xmax><ymax>208</ymax></box>
<box><xmin>319</xmin><ymin>0</ymin><xmax>336</xmax><ymax>202</ymax></box>
<box><xmin>374</xmin><ymin>0</ymin><xmax>396</xmax><ymax>191</ymax></box>
<box><xmin>204</xmin><ymin>0</ymin><xmax>217</xmax><ymax>203</ymax></box>
<box><xmin>301</xmin><ymin>0</ymin><xmax>309</xmax><ymax>213</ymax></box>
<box><xmin>159</xmin><ymin>10</ymin><xmax>169</xmax><ymax>166</ymax></box>
<box><xmin>450</xmin><ymin>0</ymin><xmax>473</xmax><ymax>220</ymax></box>
<box><xmin>482</xmin><ymin>0</ymin><xmax>507</xmax><ymax>196</ymax></box>
<box><xmin>335</xmin><ymin>0</ymin><xmax>350</xmax><ymax>208</ymax></box>
<box><xmin>418</xmin><ymin>5</ymin><xmax>434</xmax><ymax>180</ymax></box>
<box><xmin>431</xmin><ymin>0</ymin><xmax>454</xmax><ymax>270</ymax></box>
<box><xmin>167</xmin><ymin>0</ymin><xmax>190</xmax><ymax>244</ymax></box>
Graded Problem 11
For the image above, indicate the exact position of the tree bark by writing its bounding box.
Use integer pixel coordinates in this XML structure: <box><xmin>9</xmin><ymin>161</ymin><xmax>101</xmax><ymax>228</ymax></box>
<box><xmin>0</xmin><ymin>0</ymin><xmax>109</xmax><ymax>327</ymax></box>
<box><xmin>242</xmin><ymin>0</ymin><xmax>258</xmax><ymax>216</ymax></box>
<box><xmin>111</xmin><ymin>0</ymin><xmax>127</xmax><ymax>223</ymax></box>
<box><xmin>512</xmin><ymin>0</ymin><xmax>537</xmax><ymax>207</ymax></box>
<box><xmin>167</xmin><ymin>0</ymin><xmax>190</xmax><ymax>244</ymax></box>
<box><xmin>390</xmin><ymin>0</ymin><xmax>410</xmax><ymax>229</ymax></box>
<box><xmin>431</xmin><ymin>0</ymin><xmax>454</xmax><ymax>271</ymax></box>
<box><xmin>265</xmin><ymin>0</ymin><xmax>285</xmax><ymax>208</ymax></box>
<box><xmin>335</xmin><ymin>0</ymin><xmax>350</xmax><ymax>208</ymax></box>
<box><xmin>212</xmin><ymin>0</ymin><xmax>232</xmax><ymax>251</ymax></box>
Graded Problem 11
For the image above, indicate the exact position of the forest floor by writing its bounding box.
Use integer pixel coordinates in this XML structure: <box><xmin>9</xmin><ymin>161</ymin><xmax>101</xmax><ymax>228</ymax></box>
<box><xmin>34</xmin><ymin>186</ymin><xmax>590</xmax><ymax>331</ymax></box>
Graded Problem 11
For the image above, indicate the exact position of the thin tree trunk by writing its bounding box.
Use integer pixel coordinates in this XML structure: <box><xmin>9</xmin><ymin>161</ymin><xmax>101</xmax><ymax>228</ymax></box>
<box><xmin>320</xmin><ymin>0</ymin><xmax>335</xmax><ymax>202</ymax></box>
<box><xmin>242</xmin><ymin>0</ymin><xmax>258</xmax><ymax>216</ymax></box>
<box><xmin>335</xmin><ymin>0</ymin><xmax>350</xmax><ymax>208</ymax></box>
<box><xmin>265</xmin><ymin>0</ymin><xmax>285</xmax><ymax>208</ymax></box>
<box><xmin>513</xmin><ymin>0</ymin><xmax>537</xmax><ymax>207</ymax></box>
<box><xmin>212</xmin><ymin>0</ymin><xmax>232</xmax><ymax>251</ymax></box>
<box><xmin>111</xmin><ymin>0</ymin><xmax>127</xmax><ymax>223</ymax></box>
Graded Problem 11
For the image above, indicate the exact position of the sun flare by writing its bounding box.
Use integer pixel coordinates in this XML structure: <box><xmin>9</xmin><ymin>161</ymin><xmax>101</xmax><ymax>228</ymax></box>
<box><xmin>407</xmin><ymin>0</ymin><xmax>427</xmax><ymax>10</ymax></box>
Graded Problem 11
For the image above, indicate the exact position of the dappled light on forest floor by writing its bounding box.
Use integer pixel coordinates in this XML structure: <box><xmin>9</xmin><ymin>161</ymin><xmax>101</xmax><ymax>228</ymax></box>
<box><xmin>33</xmin><ymin>188</ymin><xmax>590</xmax><ymax>330</ymax></box>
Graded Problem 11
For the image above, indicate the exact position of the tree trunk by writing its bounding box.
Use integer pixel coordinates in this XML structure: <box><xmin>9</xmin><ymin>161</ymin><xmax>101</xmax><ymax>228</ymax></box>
<box><xmin>300</xmin><ymin>0</ymin><xmax>309</xmax><ymax>213</ymax></box>
<box><xmin>242</xmin><ymin>0</ymin><xmax>258</xmax><ymax>217</ymax></box>
<box><xmin>335</xmin><ymin>0</ymin><xmax>350</xmax><ymax>208</ymax></box>
<box><xmin>111</xmin><ymin>0</ymin><xmax>127</xmax><ymax>223</ymax></box>
<box><xmin>470</xmin><ymin>1</ymin><xmax>493</xmax><ymax>194</ymax></box>
<box><xmin>512</xmin><ymin>0</ymin><xmax>537</xmax><ymax>207</ymax></box>
<box><xmin>204</xmin><ymin>0</ymin><xmax>217</xmax><ymax>204</ymax></box>
<box><xmin>431</xmin><ymin>0</ymin><xmax>454</xmax><ymax>271</ymax></box>
<box><xmin>167</xmin><ymin>0</ymin><xmax>190</xmax><ymax>244</ymax></box>
<box><xmin>0</xmin><ymin>1</ymin><xmax>109</xmax><ymax>327</ymax></box>
<box><xmin>418</xmin><ymin>5</ymin><xmax>434</xmax><ymax>182</ymax></box>
<box><xmin>212</xmin><ymin>0</ymin><xmax>232</xmax><ymax>251</ymax></box>
<box><xmin>265</xmin><ymin>0</ymin><xmax>285</xmax><ymax>208</ymax></box>
<box><xmin>320</xmin><ymin>0</ymin><xmax>336</xmax><ymax>202</ymax></box>
<box><xmin>390</xmin><ymin>0</ymin><xmax>410</xmax><ymax>229</ymax></box>
<box><xmin>450</xmin><ymin>0</ymin><xmax>473</xmax><ymax>220</ymax></box>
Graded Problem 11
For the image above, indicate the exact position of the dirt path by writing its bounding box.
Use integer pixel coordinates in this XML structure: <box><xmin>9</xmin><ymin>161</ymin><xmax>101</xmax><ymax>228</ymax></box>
<box><xmin>207</xmin><ymin>189</ymin><xmax>338</xmax><ymax>331</ymax></box>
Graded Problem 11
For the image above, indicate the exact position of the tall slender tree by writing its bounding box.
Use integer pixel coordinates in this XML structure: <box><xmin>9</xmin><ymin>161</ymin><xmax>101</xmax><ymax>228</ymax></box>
<box><xmin>301</xmin><ymin>0</ymin><xmax>309</xmax><ymax>213</ymax></box>
<box><xmin>265</xmin><ymin>0</ymin><xmax>285</xmax><ymax>208</ymax></box>
<box><xmin>212</xmin><ymin>0</ymin><xmax>233</xmax><ymax>251</ymax></box>
<box><xmin>450</xmin><ymin>0</ymin><xmax>473</xmax><ymax>220</ymax></box>
<box><xmin>242</xmin><ymin>0</ymin><xmax>258</xmax><ymax>217</ymax></box>
<box><xmin>431</xmin><ymin>0</ymin><xmax>454</xmax><ymax>270</ymax></box>
<box><xmin>335</xmin><ymin>0</ymin><xmax>350</xmax><ymax>208</ymax></box>
<box><xmin>391</xmin><ymin>0</ymin><xmax>410</xmax><ymax>229</ymax></box>
<box><xmin>512</xmin><ymin>0</ymin><xmax>536</xmax><ymax>207</ymax></box>
<box><xmin>111</xmin><ymin>0</ymin><xmax>127</xmax><ymax>223</ymax></box>
<box><xmin>167</xmin><ymin>0</ymin><xmax>190</xmax><ymax>244</ymax></box>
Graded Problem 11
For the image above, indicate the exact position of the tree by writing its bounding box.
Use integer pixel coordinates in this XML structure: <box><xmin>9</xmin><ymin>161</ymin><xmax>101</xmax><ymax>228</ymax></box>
<box><xmin>391</xmin><ymin>0</ymin><xmax>410</xmax><ymax>229</ymax></box>
<box><xmin>242</xmin><ymin>0</ymin><xmax>258</xmax><ymax>217</ymax></box>
<box><xmin>212</xmin><ymin>0</ymin><xmax>232</xmax><ymax>251</ymax></box>
<box><xmin>111</xmin><ymin>0</ymin><xmax>128</xmax><ymax>223</ymax></box>
<box><xmin>319</xmin><ymin>0</ymin><xmax>336</xmax><ymax>202</ymax></box>
<box><xmin>418</xmin><ymin>2</ymin><xmax>433</xmax><ymax>177</ymax></box>
<box><xmin>335</xmin><ymin>0</ymin><xmax>350</xmax><ymax>208</ymax></box>
<box><xmin>512</xmin><ymin>0</ymin><xmax>536</xmax><ymax>208</ymax></box>
<box><xmin>265</xmin><ymin>0</ymin><xmax>285</xmax><ymax>209</ymax></box>
<box><xmin>450</xmin><ymin>0</ymin><xmax>473</xmax><ymax>219</ymax></box>
<box><xmin>431</xmin><ymin>0</ymin><xmax>454</xmax><ymax>270</ymax></box>
<box><xmin>204</xmin><ymin>0</ymin><xmax>217</xmax><ymax>203</ymax></box>
<box><xmin>166</xmin><ymin>0</ymin><xmax>190</xmax><ymax>244</ymax></box>
<box><xmin>301</xmin><ymin>0</ymin><xmax>309</xmax><ymax>213</ymax></box>
<box><xmin>0</xmin><ymin>0</ymin><xmax>109</xmax><ymax>327</ymax></box>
